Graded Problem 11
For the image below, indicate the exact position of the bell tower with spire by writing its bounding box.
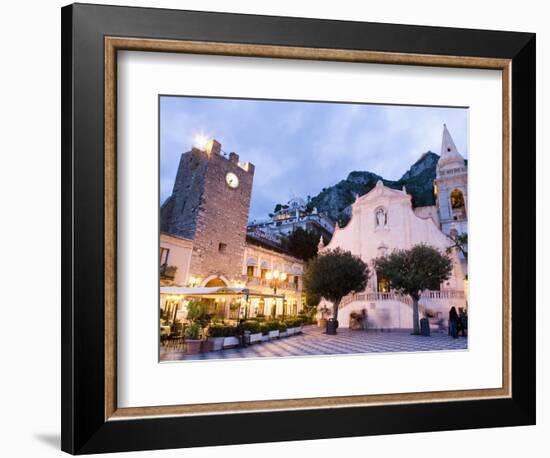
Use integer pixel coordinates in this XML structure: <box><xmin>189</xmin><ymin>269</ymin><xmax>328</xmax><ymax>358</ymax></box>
<box><xmin>435</xmin><ymin>124</ymin><xmax>468</xmax><ymax>236</ymax></box>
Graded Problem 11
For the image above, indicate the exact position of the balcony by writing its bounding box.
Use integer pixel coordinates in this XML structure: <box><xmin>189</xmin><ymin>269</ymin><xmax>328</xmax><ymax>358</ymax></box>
<box><xmin>245</xmin><ymin>276</ymin><xmax>300</xmax><ymax>291</ymax></box>
<box><xmin>160</xmin><ymin>264</ymin><xmax>178</xmax><ymax>280</ymax></box>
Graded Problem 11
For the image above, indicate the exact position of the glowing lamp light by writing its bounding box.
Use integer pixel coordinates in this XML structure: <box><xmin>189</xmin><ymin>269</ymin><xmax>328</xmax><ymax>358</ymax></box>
<box><xmin>280</xmin><ymin>272</ymin><xmax>287</xmax><ymax>281</ymax></box>
<box><xmin>265</xmin><ymin>271</ymin><xmax>273</xmax><ymax>281</ymax></box>
<box><xmin>193</xmin><ymin>133</ymin><xmax>209</xmax><ymax>151</ymax></box>
<box><xmin>273</xmin><ymin>269</ymin><xmax>280</xmax><ymax>280</ymax></box>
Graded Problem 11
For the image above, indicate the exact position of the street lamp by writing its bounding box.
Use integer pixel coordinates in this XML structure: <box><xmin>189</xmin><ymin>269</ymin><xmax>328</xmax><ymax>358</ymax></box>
<box><xmin>265</xmin><ymin>269</ymin><xmax>287</xmax><ymax>318</ymax></box>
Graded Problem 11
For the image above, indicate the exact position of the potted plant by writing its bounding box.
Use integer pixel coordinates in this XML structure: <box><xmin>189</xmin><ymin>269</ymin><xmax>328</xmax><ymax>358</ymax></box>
<box><xmin>292</xmin><ymin>316</ymin><xmax>303</xmax><ymax>333</ymax></box>
<box><xmin>317</xmin><ymin>305</ymin><xmax>330</xmax><ymax>328</ymax></box>
<box><xmin>266</xmin><ymin>320</ymin><xmax>280</xmax><ymax>339</ymax></box>
<box><xmin>243</xmin><ymin>320</ymin><xmax>262</xmax><ymax>344</ymax></box>
<box><xmin>184</xmin><ymin>322</ymin><xmax>202</xmax><ymax>354</ymax></box>
<box><xmin>186</xmin><ymin>300</ymin><xmax>212</xmax><ymax>328</ymax></box>
<box><xmin>207</xmin><ymin>323</ymin><xmax>225</xmax><ymax>351</ymax></box>
<box><xmin>222</xmin><ymin>325</ymin><xmax>240</xmax><ymax>348</ymax></box>
<box><xmin>260</xmin><ymin>323</ymin><xmax>270</xmax><ymax>342</ymax></box>
<box><xmin>285</xmin><ymin>318</ymin><xmax>295</xmax><ymax>335</ymax></box>
<box><xmin>278</xmin><ymin>321</ymin><xmax>288</xmax><ymax>338</ymax></box>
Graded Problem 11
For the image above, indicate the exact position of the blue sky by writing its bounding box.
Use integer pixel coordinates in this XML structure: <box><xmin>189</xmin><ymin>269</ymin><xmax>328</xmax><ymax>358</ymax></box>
<box><xmin>160</xmin><ymin>96</ymin><xmax>468</xmax><ymax>221</ymax></box>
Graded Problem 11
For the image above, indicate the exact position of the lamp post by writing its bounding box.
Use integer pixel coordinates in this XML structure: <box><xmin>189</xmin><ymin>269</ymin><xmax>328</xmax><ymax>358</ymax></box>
<box><xmin>265</xmin><ymin>269</ymin><xmax>287</xmax><ymax>318</ymax></box>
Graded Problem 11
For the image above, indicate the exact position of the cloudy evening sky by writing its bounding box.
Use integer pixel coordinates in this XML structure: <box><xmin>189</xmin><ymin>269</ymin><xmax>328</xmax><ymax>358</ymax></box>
<box><xmin>160</xmin><ymin>96</ymin><xmax>468</xmax><ymax>221</ymax></box>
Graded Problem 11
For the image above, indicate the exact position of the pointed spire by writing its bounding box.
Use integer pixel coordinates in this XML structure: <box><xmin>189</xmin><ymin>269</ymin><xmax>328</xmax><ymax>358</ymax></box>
<box><xmin>438</xmin><ymin>124</ymin><xmax>465</xmax><ymax>170</ymax></box>
<box><xmin>317</xmin><ymin>236</ymin><xmax>325</xmax><ymax>251</ymax></box>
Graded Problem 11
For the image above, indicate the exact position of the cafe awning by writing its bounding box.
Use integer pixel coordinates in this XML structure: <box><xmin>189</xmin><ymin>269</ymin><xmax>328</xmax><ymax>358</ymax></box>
<box><xmin>160</xmin><ymin>286</ymin><xmax>284</xmax><ymax>299</ymax></box>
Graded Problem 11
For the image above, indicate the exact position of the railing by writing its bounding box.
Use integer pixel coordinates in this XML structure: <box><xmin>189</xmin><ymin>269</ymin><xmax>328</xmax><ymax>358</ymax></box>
<box><xmin>245</xmin><ymin>276</ymin><xmax>299</xmax><ymax>291</ymax></box>
<box><xmin>423</xmin><ymin>290</ymin><xmax>465</xmax><ymax>299</ymax></box>
<box><xmin>340</xmin><ymin>290</ymin><xmax>463</xmax><ymax>308</ymax></box>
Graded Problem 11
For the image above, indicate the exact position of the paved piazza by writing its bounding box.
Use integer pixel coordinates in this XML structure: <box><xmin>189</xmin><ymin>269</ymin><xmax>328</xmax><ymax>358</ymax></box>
<box><xmin>161</xmin><ymin>325</ymin><xmax>468</xmax><ymax>361</ymax></box>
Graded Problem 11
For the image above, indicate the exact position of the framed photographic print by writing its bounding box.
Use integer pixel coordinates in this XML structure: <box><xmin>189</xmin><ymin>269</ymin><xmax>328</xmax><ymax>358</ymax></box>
<box><xmin>61</xmin><ymin>3</ymin><xmax>536</xmax><ymax>454</ymax></box>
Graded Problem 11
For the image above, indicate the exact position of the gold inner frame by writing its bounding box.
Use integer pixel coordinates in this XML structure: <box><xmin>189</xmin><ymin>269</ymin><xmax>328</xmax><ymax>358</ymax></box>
<box><xmin>104</xmin><ymin>37</ymin><xmax>512</xmax><ymax>421</ymax></box>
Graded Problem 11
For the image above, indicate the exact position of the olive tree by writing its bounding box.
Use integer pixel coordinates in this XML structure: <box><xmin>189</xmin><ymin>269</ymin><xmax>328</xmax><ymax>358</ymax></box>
<box><xmin>303</xmin><ymin>248</ymin><xmax>368</xmax><ymax>333</ymax></box>
<box><xmin>374</xmin><ymin>244</ymin><xmax>453</xmax><ymax>335</ymax></box>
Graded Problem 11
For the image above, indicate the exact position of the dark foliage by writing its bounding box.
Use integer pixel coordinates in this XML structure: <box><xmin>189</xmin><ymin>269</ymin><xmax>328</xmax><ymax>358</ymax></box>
<box><xmin>283</xmin><ymin>227</ymin><xmax>320</xmax><ymax>261</ymax></box>
<box><xmin>374</xmin><ymin>244</ymin><xmax>453</xmax><ymax>334</ymax></box>
<box><xmin>303</xmin><ymin>248</ymin><xmax>368</xmax><ymax>326</ymax></box>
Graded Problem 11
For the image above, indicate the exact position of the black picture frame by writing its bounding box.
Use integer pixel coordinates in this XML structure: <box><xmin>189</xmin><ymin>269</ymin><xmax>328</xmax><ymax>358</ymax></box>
<box><xmin>61</xmin><ymin>3</ymin><xmax>535</xmax><ymax>454</ymax></box>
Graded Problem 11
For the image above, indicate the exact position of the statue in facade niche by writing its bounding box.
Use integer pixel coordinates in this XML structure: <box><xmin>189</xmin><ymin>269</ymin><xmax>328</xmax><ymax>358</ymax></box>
<box><xmin>376</xmin><ymin>207</ymin><xmax>387</xmax><ymax>227</ymax></box>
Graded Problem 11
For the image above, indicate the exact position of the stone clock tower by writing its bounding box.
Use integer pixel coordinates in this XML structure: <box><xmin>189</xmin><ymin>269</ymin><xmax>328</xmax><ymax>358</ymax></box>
<box><xmin>160</xmin><ymin>139</ymin><xmax>255</xmax><ymax>285</ymax></box>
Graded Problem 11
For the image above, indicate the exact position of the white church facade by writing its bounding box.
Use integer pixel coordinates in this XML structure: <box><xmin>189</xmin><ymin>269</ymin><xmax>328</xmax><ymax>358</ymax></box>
<box><xmin>318</xmin><ymin>125</ymin><xmax>468</xmax><ymax>330</ymax></box>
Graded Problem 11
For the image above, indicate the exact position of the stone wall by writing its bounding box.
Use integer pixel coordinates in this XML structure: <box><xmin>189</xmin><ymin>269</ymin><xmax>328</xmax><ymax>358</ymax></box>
<box><xmin>160</xmin><ymin>144</ymin><xmax>255</xmax><ymax>285</ymax></box>
<box><xmin>160</xmin><ymin>149</ymin><xmax>208</xmax><ymax>239</ymax></box>
<box><xmin>190</xmin><ymin>152</ymin><xmax>254</xmax><ymax>283</ymax></box>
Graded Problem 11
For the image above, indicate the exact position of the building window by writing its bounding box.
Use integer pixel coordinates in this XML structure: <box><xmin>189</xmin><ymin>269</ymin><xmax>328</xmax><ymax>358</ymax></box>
<box><xmin>377</xmin><ymin>275</ymin><xmax>390</xmax><ymax>293</ymax></box>
<box><xmin>450</xmin><ymin>188</ymin><xmax>466</xmax><ymax>221</ymax></box>
<box><xmin>261</xmin><ymin>268</ymin><xmax>268</xmax><ymax>279</ymax></box>
<box><xmin>247</xmin><ymin>265</ymin><xmax>255</xmax><ymax>277</ymax></box>
<box><xmin>160</xmin><ymin>247</ymin><xmax>170</xmax><ymax>266</ymax></box>
<box><xmin>218</xmin><ymin>242</ymin><xmax>227</xmax><ymax>253</ymax></box>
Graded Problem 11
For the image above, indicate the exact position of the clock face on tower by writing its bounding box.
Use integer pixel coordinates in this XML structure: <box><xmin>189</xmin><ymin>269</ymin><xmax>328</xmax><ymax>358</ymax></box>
<box><xmin>225</xmin><ymin>172</ymin><xmax>239</xmax><ymax>189</ymax></box>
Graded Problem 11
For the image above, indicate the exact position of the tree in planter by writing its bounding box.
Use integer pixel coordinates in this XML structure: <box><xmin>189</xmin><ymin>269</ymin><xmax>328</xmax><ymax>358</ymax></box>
<box><xmin>374</xmin><ymin>244</ymin><xmax>453</xmax><ymax>335</ymax></box>
<box><xmin>186</xmin><ymin>300</ymin><xmax>212</xmax><ymax>328</ymax></box>
<box><xmin>184</xmin><ymin>322</ymin><xmax>201</xmax><ymax>340</ymax></box>
<box><xmin>303</xmin><ymin>248</ymin><xmax>368</xmax><ymax>334</ymax></box>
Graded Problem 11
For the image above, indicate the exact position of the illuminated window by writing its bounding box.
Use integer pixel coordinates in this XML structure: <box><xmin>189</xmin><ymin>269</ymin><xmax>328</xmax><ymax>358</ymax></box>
<box><xmin>450</xmin><ymin>189</ymin><xmax>465</xmax><ymax>209</ymax></box>
<box><xmin>247</xmin><ymin>265</ymin><xmax>255</xmax><ymax>277</ymax></box>
<box><xmin>450</xmin><ymin>189</ymin><xmax>466</xmax><ymax>220</ymax></box>
<box><xmin>377</xmin><ymin>275</ymin><xmax>390</xmax><ymax>293</ymax></box>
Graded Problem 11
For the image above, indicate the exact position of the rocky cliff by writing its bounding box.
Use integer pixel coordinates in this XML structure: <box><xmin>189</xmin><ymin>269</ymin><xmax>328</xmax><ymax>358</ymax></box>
<box><xmin>307</xmin><ymin>152</ymin><xmax>439</xmax><ymax>226</ymax></box>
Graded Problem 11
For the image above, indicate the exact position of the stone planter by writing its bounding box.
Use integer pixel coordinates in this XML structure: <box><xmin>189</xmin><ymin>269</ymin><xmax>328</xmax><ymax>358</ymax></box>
<box><xmin>318</xmin><ymin>318</ymin><xmax>327</xmax><ymax>328</ymax></box>
<box><xmin>200</xmin><ymin>340</ymin><xmax>213</xmax><ymax>353</ymax></box>
<box><xmin>268</xmin><ymin>330</ymin><xmax>279</xmax><ymax>339</ymax></box>
<box><xmin>261</xmin><ymin>334</ymin><xmax>270</xmax><ymax>342</ymax></box>
<box><xmin>279</xmin><ymin>331</ymin><xmax>288</xmax><ymax>338</ymax></box>
<box><xmin>287</xmin><ymin>327</ymin><xmax>295</xmax><ymax>336</ymax></box>
<box><xmin>208</xmin><ymin>336</ymin><xmax>224</xmax><ymax>351</ymax></box>
<box><xmin>185</xmin><ymin>339</ymin><xmax>202</xmax><ymax>355</ymax></box>
<box><xmin>223</xmin><ymin>336</ymin><xmax>240</xmax><ymax>348</ymax></box>
<box><xmin>249</xmin><ymin>332</ymin><xmax>262</xmax><ymax>344</ymax></box>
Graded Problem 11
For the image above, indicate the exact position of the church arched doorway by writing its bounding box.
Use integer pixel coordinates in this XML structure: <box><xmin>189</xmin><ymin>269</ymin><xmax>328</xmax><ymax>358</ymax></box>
<box><xmin>204</xmin><ymin>277</ymin><xmax>227</xmax><ymax>287</ymax></box>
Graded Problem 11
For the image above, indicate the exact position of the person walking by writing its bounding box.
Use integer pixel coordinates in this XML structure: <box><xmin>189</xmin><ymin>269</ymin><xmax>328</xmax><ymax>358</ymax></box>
<box><xmin>459</xmin><ymin>309</ymin><xmax>468</xmax><ymax>337</ymax></box>
<box><xmin>237</xmin><ymin>319</ymin><xmax>247</xmax><ymax>348</ymax></box>
<box><xmin>361</xmin><ymin>308</ymin><xmax>367</xmax><ymax>331</ymax></box>
<box><xmin>449</xmin><ymin>306</ymin><xmax>459</xmax><ymax>339</ymax></box>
